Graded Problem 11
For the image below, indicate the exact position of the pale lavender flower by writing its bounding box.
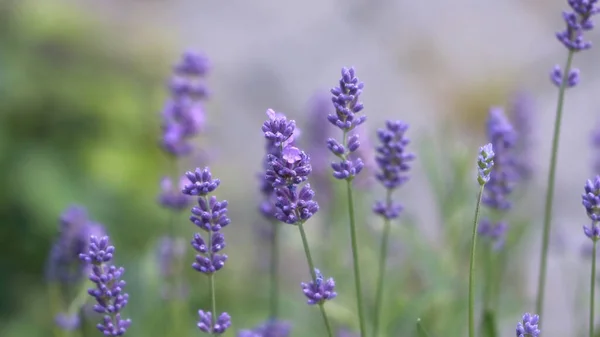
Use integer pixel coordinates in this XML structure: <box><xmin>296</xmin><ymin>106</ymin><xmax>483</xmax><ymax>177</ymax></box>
<box><xmin>508</xmin><ymin>91</ymin><xmax>535</xmax><ymax>180</ymax></box>
<box><xmin>301</xmin><ymin>269</ymin><xmax>337</xmax><ymax>305</ymax></box>
<box><xmin>237</xmin><ymin>320</ymin><xmax>292</xmax><ymax>337</ymax></box>
<box><xmin>79</xmin><ymin>236</ymin><xmax>131</xmax><ymax>336</ymax></box>
<box><xmin>198</xmin><ymin>311</ymin><xmax>231</xmax><ymax>335</ymax></box>
<box><xmin>516</xmin><ymin>313</ymin><xmax>540</xmax><ymax>337</ymax></box>
<box><xmin>156</xmin><ymin>236</ymin><xmax>188</xmax><ymax>299</ymax></box>
<box><xmin>477</xmin><ymin>219</ymin><xmax>508</xmax><ymax>250</ymax></box>
<box><xmin>54</xmin><ymin>313</ymin><xmax>80</xmax><ymax>331</ymax></box>
<box><xmin>582</xmin><ymin>176</ymin><xmax>600</xmax><ymax>221</ymax></box>
<box><xmin>158</xmin><ymin>175</ymin><xmax>193</xmax><ymax>210</ymax></box>
<box><xmin>477</xmin><ymin>143</ymin><xmax>495</xmax><ymax>186</ymax></box>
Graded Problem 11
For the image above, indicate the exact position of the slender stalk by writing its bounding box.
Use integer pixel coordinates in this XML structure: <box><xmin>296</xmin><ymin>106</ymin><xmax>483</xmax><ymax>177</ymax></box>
<box><xmin>269</xmin><ymin>221</ymin><xmax>280</xmax><ymax>319</ymax></box>
<box><xmin>590</xmin><ymin>240</ymin><xmax>597</xmax><ymax>337</ymax></box>
<box><xmin>535</xmin><ymin>50</ymin><xmax>575</xmax><ymax>319</ymax></box>
<box><xmin>468</xmin><ymin>186</ymin><xmax>485</xmax><ymax>337</ymax></box>
<box><xmin>298</xmin><ymin>222</ymin><xmax>334</xmax><ymax>337</ymax></box>
<box><xmin>372</xmin><ymin>189</ymin><xmax>393</xmax><ymax>337</ymax></box>
<box><xmin>346</xmin><ymin>180</ymin><xmax>367</xmax><ymax>337</ymax></box>
<box><xmin>482</xmin><ymin>243</ymin><xmax>493</xmax><ymax>311</ymax></box>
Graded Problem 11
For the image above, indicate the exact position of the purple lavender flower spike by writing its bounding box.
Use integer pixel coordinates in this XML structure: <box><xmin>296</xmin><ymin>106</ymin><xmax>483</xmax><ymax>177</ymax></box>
<box><xmin>161</xmin><ymin>51</ymin><xmax>210</xmax><ymax>156</ymax></box>
<box><xmin>261</xmin><ymin>111</ymin><xmax>319</xmax><ymax>225</ymax></box>
<box><xmin>198</xmin><ymin>310</ymin><xmax>231</xmax><ymax>335</ymax></box>
<box><xmin>182</xmin><ymin>167</ymin><xmax>221</xmax><ymax>196</ymax></box>
<box><xmin>79</xmin><ymin>235</ymin><xmax>131</xmax><ymax>336</ymax></box>
<box><xmin>328</xmin><ymin>67</ymin><xmax>366</xmax><ymax>181</ymax></box>
<box><xmin>372</xmin><ymin>120</ymin><xmax>415</xmax><ymax>220</ymax></box>
<box><xmin>478</xmin><ymin>219</ymin><xmax>508</xmax><ymax>250</ymax></box>
<box><xmin>262</xmin><ymin>109</ymin><xmax>298</xmax><ymax>147</ymax></box>
<box><xmin>516</xmin><ymin>313</ymin><xmax>540</xmax><ymax>337</ymax></box>
<box><xmin>47</xmin><ymin>205</ymin><xmax>107</xmax><ymax>284</ymax></box>
<box><xmin>482</xmin><ymin>107</ymin><xmax>517</xmax><ymax>210</ymax></box>
<box><xmin>158</xmin><ymin>175</ymin><xmax>193</xmax><ymax>210</ymax></box>
<box><xmin>477</xmin><ymin>143</ymin><xmax>495</xmax><ymax>186</ymax></box>
<box><xmin>237</xmin><ymin>320</ymin><xmax>292</xmax><ymax>337</ymax></box>
<box><xmin>582</xmin><ymin>176</ymin><xmax>600</xmax><ymax>221</ymax></box>
<box><xmin>301</xmin><ymin>268</ymin><xmax>337</xmax><ymax>305</ymax></box>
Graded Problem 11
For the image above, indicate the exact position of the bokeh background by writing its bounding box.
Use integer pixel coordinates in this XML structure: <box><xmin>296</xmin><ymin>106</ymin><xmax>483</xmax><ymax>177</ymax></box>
<box><xmin>2</xmin><ymin>0</ymin><xmax>600</xmax><ymax>336</ymax></box>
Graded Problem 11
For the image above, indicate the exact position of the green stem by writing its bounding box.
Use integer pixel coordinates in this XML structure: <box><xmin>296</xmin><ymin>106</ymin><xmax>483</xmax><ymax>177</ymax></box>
<box><xmin>346</xmin><ymin>180</ymin><xmax>367</xmax><ymax>337</ymax></box>
<box><xmin>482</xmin><ymin>243</ymin><xmax>493</xmax><ymax>311</ymax></box>
<box><xmin>416</xmin><ymin>318</ymin><xmax>432</xmax><ymax>337</ymax></box>
<box><xmin>468</xmin><ymin>185</ymin><xmax>485</xmax><ymax>337</ymax></box>
<box><xmin>535</xmin><ymin>50</ymin><xmax>575</xmax><ymax>319</ymax></box>
<box><xmin>372</xmin><ymin>190</ymin><xmax>393</xmax><ymax>337</ymax></box>
<box><xmin>269</xmin><ymin>221</ymin><xmax>280</xmax><ymax>319</ymax></box>
<box><xmin>298</xmin><ymin>222</ymin><xmax>334</xmax><ymax>337</ymax></box>
<box><xmin>591</xmin><ymin>240</ymin><xmax>597</xmax><ymax>337</ymax></box>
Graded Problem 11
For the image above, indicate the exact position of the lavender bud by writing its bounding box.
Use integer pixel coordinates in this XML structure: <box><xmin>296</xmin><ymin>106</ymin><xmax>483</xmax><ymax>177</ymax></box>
<box><xmin>582</xmin><ymin>176</ymin><xmax>600</xmax><ymax>221</ymax></box>
<box><xmin>516</xmin><ymin>313</ymin><xmax>540</xmax><ymax>337</ymax></box>
<box><xmin>301</xmin><ymin>269</ymin><xmax>337</xmax><ymax>305</ymax></box>
<box><xmin>198</xmin><ymin>310</ymin><xmax>231</xmax><ymax>335</ymax></box>
<box><xmin>477</xmin><ymin>143</ymin><xmax>495</xmax><ymax>186</ymax></box>
<box><xmin>183</xmin><ymin>167</ymin><xmax>221</xmax><ymax>196</ymax></box>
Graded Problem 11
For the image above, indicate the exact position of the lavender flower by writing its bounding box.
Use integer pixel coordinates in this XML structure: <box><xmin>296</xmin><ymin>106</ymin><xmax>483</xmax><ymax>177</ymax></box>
<box><xmin>161</xmin><ymin>51</ymin><xmax>210</xmax><ymax>156</ymax></box>
<box><xmin>262</xmin><ymin>112</ymin><xmax>319</xmax><ymax>225</ymax></box>
<box><xmin>301</xmin><ymin>269</ymin><xmax>337</xmax><ymax>305</ymax></box>
<box><xmin>552</xmin><ymin>0</ymin><xmax>599</xmax><ymax>87</ymax></box>
<box><xmin>198</xmin><ymin>311</ymin><xmax>232</xmax><ymax>334</ymax></box>
<box><xmin>477</xmin><ymin>143</ymin><xmax>495</xmax><ymax>186</ymax></box>
<box><xmin>158</xmin><ymin>175</ymin><xmax>193</xmax><ymax>210</ymax></box>
<box><xmin>47</xmin><ymin>205</ymin><xmax>106</xmax><ymax>284</ymax></box>
<box><xmin>477</xmin><ymin>219</ymin><xmax>508</xmax><ymax>250</ymax></box>
<box><xmin>54</xmin><ymin>313</ymin><xmax>80</xmax><ymax>331</ymax></box>
<box><xmin>372</xmin><ymin>120</ymin><xmax>415</xmax><ymax>220</ymax></box>
<box><xmin>328</xmin><ymin>67</ymin><xmax>366</xmax><ymax>181</ymax></box>
<box><xmin>582</xmin><ymin>176</ymin><xmax>600</xmax><ymax>221</ymax></box>
<box><xmin>516</xmin><ymin>313</ymin><xmax>540</xmax><ymax>337</ymax></box>
<box><xmin>182</xmin><ymin>167</ymin><xmax>221</xmax><ymax>196</ymax></box>
<box><xmin>508</xmin><ymin>92</ymin><xmax>534</xmax><ymax>180</ymax></box>
<box><xmin>237</xmin><ymin>320</ymin><xmax>292</xmax><ymax>337</ymax></box>
<box><xmin>79</xmin><ymin>236</ymin><xmax>131</xmax><ymax>336</ymax></box>
<box><xmin>482</xmin><ymin>107</ymin><xmax>517</xmax><ymax>210</ymax></box>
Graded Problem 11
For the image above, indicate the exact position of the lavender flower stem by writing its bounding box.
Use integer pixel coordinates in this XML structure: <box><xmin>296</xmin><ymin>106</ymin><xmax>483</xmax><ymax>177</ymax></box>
<box><xmin>298</xmin><ymin>222</ymin><xmax>334</xmax><ymax>337</ymax></box>
<box><xmin>269</xmin><ymin>220</ymin><xmax>280</xmax><ymax>319</ymax></box>
<box><xmin>469</xmin><ymin>185</ymin><xmax>486</xmax><ymax>337</ymax></box>
<box><xmin>536</xmin><ymin>50</ymin><xmax>575</xmax><ymax>319</ymax></box>
<box><xmin>346</xmin><ymin>180</ymin><xmax>367</xmax><ymax>337</ymax></box>
<box><xmin>591</xmin><ymin>239</ymin><xmax>597</xmax><ymax>337</ymax></box>
<box><xmin>372</xmin><ymin>189</ymin><xmax>393</xmax><ymax>337</ymax></box>
<box><xmin>482</xmin><ymin>243</ymin><xmax>493</xmax><ymax>311</ymax></box>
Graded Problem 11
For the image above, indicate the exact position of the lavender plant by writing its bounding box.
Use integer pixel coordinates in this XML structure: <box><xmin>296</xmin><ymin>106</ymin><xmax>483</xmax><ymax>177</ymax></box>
<box><xmin>582</xmin><ymin>176</ymin><xmax>600</xmax><ymax>337</ymax></box>
<box><xmin>262</xmin><ymin>109</ymin><xmax>334</xmax><ymax>336</ymax></box>
<box><xmin>516</xmin><ymin>313</ymin><xmax>540</xmax><ymax>337</ymax></box>
<box><xmin>536</xmin><ymin>0</ymin><xmax>600</xmax><ymax>319</ymax></box>
<box><xmin>79</xmin><ymin>235</ymin><xmax>131</xmax><ymax>336</ymax></box>
<box><xmin>468</xmin><ymin>143</ymin><xmax>494</xmax><ymax>337</ymax></box>
<box><xmin>327</xmin><ymin>67</ymin><xmax>367</xmax><ymax>337</ymax></box>
<box><xmin>183</xmin><ymin>167</ymin><xmax>231</xmax><ymax>335</ymax></box>
<box><xmin>371</xmin><ymin>120</ymin><xmax>415</xmax><ymax>337</ymax></box>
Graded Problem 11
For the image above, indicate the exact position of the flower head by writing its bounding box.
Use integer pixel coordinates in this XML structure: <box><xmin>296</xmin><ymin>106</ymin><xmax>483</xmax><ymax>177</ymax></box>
<box><xmin>301</xmin><ymin>269</ymin><xmax>337</xmax><ymax>305</ymax></box>
<box><xmin>158</xmin><ymin>175</ymin><xmax>193</xmax><ymax>210</ymax></box>
<box><xmin>182</xmin><ymin>167</ymin><xmax>221</xmax><ymax>196</ymax></box>
<box><xmin>372</xmin><ymin>120</ymin><xmax>415</xmax><ymax>220</ymax></box>
<box><xmin>328</xmin><ymin>67</ymin><xmax>366</xmax><ymax>181</ymax></box>
<box><xmin>482</xmin><ymin>107</ymin><xmax>517</xmax><ymax>210</ymax></box>
<box><xmin>198</xmin><ymin>311</ymin><xmax>231</xmax><ymax>335</ymax></box>
<box><xmin>79</xmin><ymin>236</ymin><xmax>131</xmax><ymax>336</ymax></box>
<box><xmin>477</xmin><ymin>143</ymin><xmax>495</xmax><ymax>186</ymax></box>
<box><xmin>516</xmin><ymin>313</ymin><xmax>540</xmax><ymax>337</ymax></box>
<box><xmin>582</xmin><ymin>176</ymin><xmax>600</xmax><ymax>221</ymax></box>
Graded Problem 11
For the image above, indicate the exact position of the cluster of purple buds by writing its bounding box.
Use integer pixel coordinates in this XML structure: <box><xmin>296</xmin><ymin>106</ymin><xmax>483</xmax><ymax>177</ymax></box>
<box><xmin>161</xmin><ymin>51</ymin><xmax>210</xmax><ymax>156</ymax></box>
<box><xmin>47</xmin><ymin>205</ymin><xmax>106</xmax><ymax>285</ymax></box>
<box><xmin>327</xmin><ymin>67</ymin><xmax>366</xmax><ymax>181</ymax></box>
<box><xmin>183</xmin><ymin>167</ymin><xmax>230</xmax><ymax>274</ymax></box>
<box><xmin>262</xmin><ymin>110</ymin><xmax>319</xmax><ymax>225</ymax></box>
<box><xmin>79</xmin><ymin>236</ymin><xmax>131</xmax><ymax>336</ymax></box>
<box><xmin>582</xmin><ymin>176</ymin><xmax>600</xmax><ymax>241</ymax></box>
<box><xmin>516</xmin><ymin>313</ymin><xmax>540</xmax><ymax>337</ymax></box>
<box><xmin>301</xmin><ymin>269</ymin><xmax>337</xmax><ymax>305</ymax></box>
<box><xmin>552</xmin><ymin>0</ymin><xmax>599</xmax><ymax>87</ymax></box>
<box><xmin>477</xmin><ymin>143</ymin><xmax>495</xmax><ymax>186</ymax></box>
<box><xmin>237</xmin><ymin>320</ymin><xmax>292</xmax><ymax>337</ymax></box>
<box><xmin>198</xmin><ymin>311</ymin><xmax>231</xmax><ymax>334</ymax></box>
<box><xmin>482</xmin><ymin>107</ymin><xmax>517</xmax><ymax>210</ymax></box>
<box><xmin>372</xmin><ymin>120</ymin><xmax>415</xmax><ymax>220</ymax></box>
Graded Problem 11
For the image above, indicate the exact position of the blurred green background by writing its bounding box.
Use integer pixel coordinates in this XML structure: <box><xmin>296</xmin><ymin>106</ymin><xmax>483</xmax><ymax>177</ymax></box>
<box><xmin>0</xmin><ymin>1</ymin><xmax>562</xmax><ymax>336</ymax></box>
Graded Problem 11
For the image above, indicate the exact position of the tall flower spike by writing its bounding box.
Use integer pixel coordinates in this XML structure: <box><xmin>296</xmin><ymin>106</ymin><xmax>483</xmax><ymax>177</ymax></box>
<box><xmin>161</xmin><ymin>51</ymin><xmax>210</xmax><ymax>156</ymax></box>
<box><xmin>482</xmin><ymin>108</ymin><xmax>517</xmax><ymax>209</ymax></box>
<box><xmin>372</xmin><ymin>120</ymin><xmax>415</xmax><ymax>220</ymax></box>
<box><xmin>79</xmin><ymin>236</ymin><xmax>131</xmax><ymax>336</ymax></box>
<box><xmin>301</xmin><ymin>269</ymin><xmax>337</xmax><ymax>305</ymax></box>
<box><xmin>516</xmin><ymin>313</ymin><xmax>540</xmax><ymax>337</ymax></box>
<box><xmin>477</xmin><ymin>143</ymin><xmax>495</xmax><ymax>186</ymax></box>
<box><xmin>583</xmin><ymin>176</ymin><xmax>600</xmax><ymax>241</ymax></box>
<box><xmin>184</xmin><ymin>167</ymin><xmax>231</xmax><ymax>334</ymax></box>
<box><xmin>328</xmin><ymin>67</ymin><xmax>366</xmax><ymax>181</ymax></box>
